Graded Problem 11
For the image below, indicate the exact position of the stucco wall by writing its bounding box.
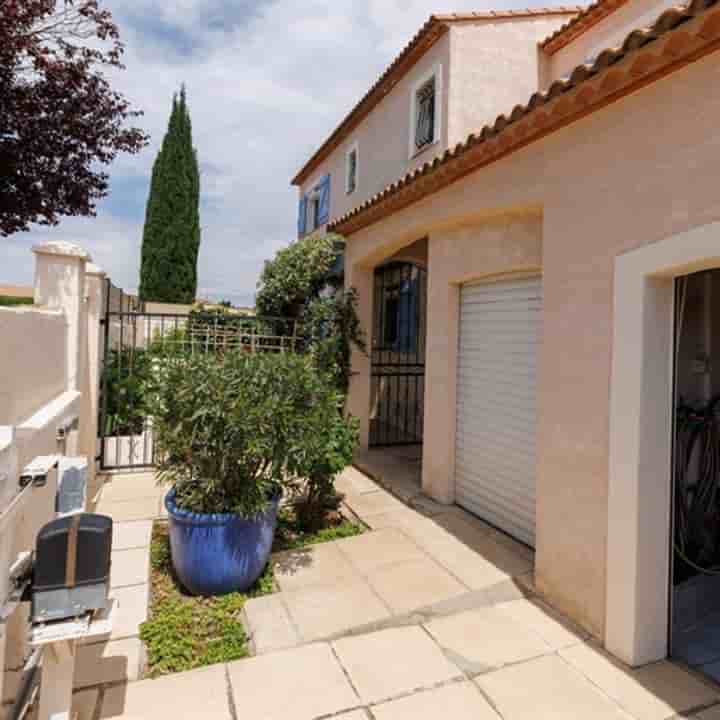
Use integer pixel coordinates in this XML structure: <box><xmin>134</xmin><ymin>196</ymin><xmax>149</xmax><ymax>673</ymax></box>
<box><xmin>299</xmin><ymin>14</ymin><xmax>576</xmax><ymax>234</ymax></box>
<box><xmin>0</xmin><ymin>308</ymin><xmax>67</xmax><ymax>426</ymax></box>
<box><xmin>448</xmin><ymin>16</ymin><xmax>573</xmax><ymax>140</ymax></box>
<box><xmin>423</xmin><ymin>217</ymin><xmax>543</xmax><ymax>503</ymax></box>
<box><xmin>344</xmin><ymin>49</ymin><xmax>720</xmax><ymax>641</ymax></box>
<box><xmin>537</xmin><ymin>51</ymin><xmax>720</xmax><ymax>637</ymax></box>
<box><xmin>299</xmin><ymin>33</ymin><xmax>451</xmax><ymax>228</ymax></box>
<box><xmin>541</xmin><ymin>0</ymin><xmax>680</xmax><ymax>87</ymax></box>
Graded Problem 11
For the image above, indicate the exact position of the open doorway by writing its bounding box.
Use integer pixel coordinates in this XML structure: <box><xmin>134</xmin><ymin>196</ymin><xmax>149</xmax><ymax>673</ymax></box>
<box><xmin>671</xmin><ymin>268</ymin><xmax>720</xmax><ymax>681</ymax></box>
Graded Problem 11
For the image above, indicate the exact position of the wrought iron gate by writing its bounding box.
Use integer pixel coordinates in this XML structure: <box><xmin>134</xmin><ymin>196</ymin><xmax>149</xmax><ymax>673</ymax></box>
<box><xmin>98</xmin><ymin>281</ymin><xmax>303</xmax><ymax>471</ymax></box>
<box><xmin>370</xmin><ymin>262</ymin><xmax>427</xmax><ymax>446</ymax></box>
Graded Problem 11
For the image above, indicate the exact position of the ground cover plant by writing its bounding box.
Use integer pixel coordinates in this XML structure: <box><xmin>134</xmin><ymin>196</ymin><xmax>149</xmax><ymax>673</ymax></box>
<box><xmin>141</xmin><ymin>509</ymin><xmax>365</xmax><ymax>677</ymax></box>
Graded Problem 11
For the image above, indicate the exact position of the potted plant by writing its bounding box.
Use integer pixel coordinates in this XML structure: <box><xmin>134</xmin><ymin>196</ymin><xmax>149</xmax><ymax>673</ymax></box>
<box><xmin>148</xmin><ymin>351</ymin><xmax>331</xmax><ymax>596</ymax></box>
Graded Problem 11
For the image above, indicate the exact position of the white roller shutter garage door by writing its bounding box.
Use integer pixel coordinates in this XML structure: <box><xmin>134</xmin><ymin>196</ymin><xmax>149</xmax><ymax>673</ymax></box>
<box><xmin>455</xmin><ymin>276</ymin><xmax>542</xmax><ymax>547</ymax></box>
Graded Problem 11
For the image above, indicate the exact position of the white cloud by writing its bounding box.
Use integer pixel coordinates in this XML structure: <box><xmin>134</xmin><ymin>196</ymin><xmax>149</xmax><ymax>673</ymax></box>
<box><xmin>6</xmin><ymin>0</ymin><xmax>548</xmax><ymax>300</ymax></box>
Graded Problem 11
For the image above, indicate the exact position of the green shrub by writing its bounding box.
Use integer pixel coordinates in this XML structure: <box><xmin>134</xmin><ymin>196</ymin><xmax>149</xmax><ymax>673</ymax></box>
<box><xmin>255</xmin><ymin>233</ymin><xmax>342</xmax><ymax>317</ymax></box>
<box><xmin>0</xmin><ymin>296</ymin><xmax>33</xmax><ymax>306</ymax></box>
<box><xmin>101</xmin><ymin>347</ymin><xmax>154</xmax><ymax>436</ymax></box>
<box><xmin>148</xmin><ymin>352</ymin><xmax>358</xmax><ymax>518</ymax></box>
<box><xmin>304</xmin><ymin>289</ymin><xmax>366</xmax><ymax>395</ymax></box>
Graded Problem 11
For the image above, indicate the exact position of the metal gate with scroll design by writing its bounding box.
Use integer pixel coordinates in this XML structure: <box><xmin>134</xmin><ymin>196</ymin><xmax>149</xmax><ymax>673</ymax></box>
<box><xmin>98</xmin><ymin>281</ymin><xmax>303</xmax><ymax>471</ymax></box>
<box><xmin>370</xmin><ymin>262</ymin><xmax>427</xmax><ymax>446</ymax></box>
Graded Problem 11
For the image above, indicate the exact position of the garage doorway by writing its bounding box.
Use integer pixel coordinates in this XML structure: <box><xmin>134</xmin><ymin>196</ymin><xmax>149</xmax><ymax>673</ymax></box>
<box><xmin>455</xmin><ymin>276</ymin><xmax>542</xmax><ymax>548</ymax></box>
<box><xmin>671</xmin><ymin>269</ymin><xmax>720</xmax><ymax>681</ymax></box>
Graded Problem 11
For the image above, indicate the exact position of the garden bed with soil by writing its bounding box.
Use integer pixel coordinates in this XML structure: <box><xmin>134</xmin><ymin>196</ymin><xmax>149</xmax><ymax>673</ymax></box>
<box><xmin>140</xmin><ymin>508</ymin><xmax>365</xmax><ymax>678</ymax></box>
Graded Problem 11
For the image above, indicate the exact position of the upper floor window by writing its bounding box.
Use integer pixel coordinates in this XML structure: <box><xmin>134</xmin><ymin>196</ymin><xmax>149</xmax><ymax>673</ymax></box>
<box><xmin>297</xmin><ymin>174</ymin><xmax>331</xmax><ymax>238</ymax></box>
<box><xmin>346</xmin><ymin>144</ymin><xmax>358</xmax><ymax>195</ymax></box>
<box><xmin>409</xmin><ymin>65</ymin><xmax>442</xmax><ymax>159</ymax></box>
<box><xmin>415</xmin><ymin>78</ymin><xmax>435</xmax><ymax>149</ymax></box>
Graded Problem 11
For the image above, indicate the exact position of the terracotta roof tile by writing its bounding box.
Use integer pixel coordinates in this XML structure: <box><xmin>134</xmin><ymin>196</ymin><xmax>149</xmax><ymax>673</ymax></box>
<box><xmin>292</xmin><ymin>7</ymin><xmax>583</xmax><ymax>186</ymax></box>
<box><xmin>541</xmin><ymin>0</ymin><xmax>629</xmax><ymax>52</ymax></box>
<box><xmin>329</xmin><ymin>0</ymin><xmax>719</xmax><ymax>235</ymax></box>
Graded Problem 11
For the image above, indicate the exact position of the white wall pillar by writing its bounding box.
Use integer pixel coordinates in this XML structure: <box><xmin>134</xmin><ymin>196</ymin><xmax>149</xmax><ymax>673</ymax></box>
<box><xmin>606</xmin><ymin>220</ymin><xmax>720</xmax><ymax>667</ymax></box>
<box><xmin>32</xmin><ymin>242</ymin><xmax>91</xmax><ymax>394</ymax></box>
<box><xmin>346</xmin><ymin>264</ymin><xmax>373</xmax><ymax>449</ymax></box>
<box><xmin>80</xmin><ymin>264</ymin><xmax>106</xmax><ymax>501</ymax></box>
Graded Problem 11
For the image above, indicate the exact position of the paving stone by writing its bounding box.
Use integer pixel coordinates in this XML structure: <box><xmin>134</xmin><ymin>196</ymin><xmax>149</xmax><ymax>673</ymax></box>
<box><xmin>96</xmin><ymin>496</ymin><xmax>161</xmax><ymax>522</ymax></box>
<box><xmin>419</xmin><ymin>581</ymin><xmax>526</xmax><ymax>619</ymax></box>
<box><xmin>372</xmin><ymin>681</ymin><xmax>500</xmax><ymax>720</ymax></box>
<box><xmin>333</xmin><ymin>626</ymin><xmax>462</xmax><ymax>705</ymax></box>
<box><xmin>440</xmin><ymin>530</ymin><xmax>532</xmax><ymax>580</ymax></box>
<box><xmin>367</xmin><ymin>557</ymin><xmax>467</xmax><ymax>614</ymax></box>
<box><xmin>100</xmin><ymin>664</ymin><xmax>230</xmax><ymax>719</ymax></box>
<box><xmin>72</xmin><ymin>689</ymin><xmax>99</xmax><ymax>720</ymax></box>
<box><xmin>362</xmin><ymin>508</ymin><xmax>435</xmax><ymax>533</ymax></box>
<box><xmin>426</xmin><ymin>538</ymin><xmax>515</xmax><ymax>591</ymax></box>
<box><xmin>477</xmin><ymin>654</ymin><xmax>634</xmax><ymax>720</ymax></box>
<box><xmin>336</xmin><ymin>467</ymin><xmax>382</xmax><ymax>496</ymax></box>
<box><xmin>335</xmin><ymin>528</ymin><xmax>427</xmax><ymax>573</ymax></box>
<box><xmin>111</xmin><ymin>520</ymin><xmax>153</xmax><ymax>551</ymax></box>
<box><xmin>425</xmin><ymin>606</ymin><xmax>552</xmax><ymax>674</ymax></box>
<box><xmin>227</xmin><ymin>642</ymin><xmax>358</xmax><ymax>720</ymax></box>
<box><xmin>106</xmin><ymin>583</ymin><xmax>149</xmax><ymax>641</ymax></box>
<box><xmin>242</xmin><ymin>594</ymin><xmax>301</xmax><ymax>654</ymax></box>
<box><xmin>74</xmin><ymin>638</ymin><xmax>144</xmax><ymax>689</ymax></box>
<box><xmin>110</xmin><ymin>547</ymin><xmax>150</xmax><ymax>589</ymax></box>
<box><xmin>284</xmin><ymin>580</ymin><xmax>391</xmax><ymax>641</ymax></box>
<box><xmin>344</xmin><ymin>489</ymin><xmax>407</xmax><ymax>519</ymax></box>
<box><xmin>435</xmin><ymin>512</ymin><xmax>534</xmax><ymax>566</ymax></box>
<box><xmin>495</xmin><ymin>598</ymin><xmax>588</xmax><ymax>650</ymax></box>
<box><xmin>560</xmin><ymin>643</ymin><xmax>720</xmax><ymax>720</ymax></box>
<box><xmin>273</xmin><ymin>542</ymin><xmax>360</xmax><ymax>592</ymax></box>
<box><xmin>98</xmin><ymin>473</ymin><xmax>163</xmax><ymax>502</ymax></box>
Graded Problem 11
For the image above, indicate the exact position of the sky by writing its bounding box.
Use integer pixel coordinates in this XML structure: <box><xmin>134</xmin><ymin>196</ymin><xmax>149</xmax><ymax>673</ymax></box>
<box><xmin>5</xmin><ymin>0</ymin><xmax>549</xmax><ymax>306</ymax></box>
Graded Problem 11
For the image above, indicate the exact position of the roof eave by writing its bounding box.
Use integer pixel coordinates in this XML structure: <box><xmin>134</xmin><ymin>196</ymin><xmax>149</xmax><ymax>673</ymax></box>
<box><xmin>329</xmin><ymin>0</ymin><xmax>720</xmax><ymax>236</ymax></box>
<box><xmin>292</xmin><ymin>7</ymin><xmax>585</xmax><ymax>188</ymax></box>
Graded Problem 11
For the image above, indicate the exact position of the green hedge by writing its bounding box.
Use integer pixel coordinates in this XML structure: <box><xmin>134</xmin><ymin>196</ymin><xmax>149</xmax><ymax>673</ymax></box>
<box><xmin>0</xmin><ymin>296</ymin><xmax>33</xmax><ymax>306</ymax></box>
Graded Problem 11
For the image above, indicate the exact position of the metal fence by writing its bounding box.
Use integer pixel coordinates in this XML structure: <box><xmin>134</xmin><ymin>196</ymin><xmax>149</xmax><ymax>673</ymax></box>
<box><xmin>98</xmin><ymin>282</ymin><xmax>304</xmax><ymax>471</ymax></box>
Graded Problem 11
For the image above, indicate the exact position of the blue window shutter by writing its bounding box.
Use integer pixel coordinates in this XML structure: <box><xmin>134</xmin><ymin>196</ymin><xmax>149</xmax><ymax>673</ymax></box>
<box><xmin>298</xmin><ymin>195</ymin><xmax>308</xmax><ymax>238</ymax></box>
<box><xmin>317</xmin><ymin>175</ymin><xmax>331</xmax><ymax>225</ymax></box>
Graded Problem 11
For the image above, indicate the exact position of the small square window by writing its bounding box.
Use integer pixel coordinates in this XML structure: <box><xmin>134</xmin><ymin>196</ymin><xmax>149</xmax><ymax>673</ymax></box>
<box><xmin>414</xmin><ymin>76</ymin><xmax>436</xmax><ymax>151</ymax></box>
<box><xmin>346</xmin><ymin>147</ymin><xmax>358</xmax><ymax>195</ymax></box>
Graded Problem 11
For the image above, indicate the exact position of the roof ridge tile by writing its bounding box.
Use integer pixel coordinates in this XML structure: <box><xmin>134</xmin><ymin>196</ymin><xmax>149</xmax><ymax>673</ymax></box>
<box><xmin>329</xmin><ymin>0</ymin><xmax>718</xmax><ymax>233</ymax></box>
<box><xmin>292</xmin><ymin>6</ymin><xmax>583</xmax><ymax>186</ymax></box>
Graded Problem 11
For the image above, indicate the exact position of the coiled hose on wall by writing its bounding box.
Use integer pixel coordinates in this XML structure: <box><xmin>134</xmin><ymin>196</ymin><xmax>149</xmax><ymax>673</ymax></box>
<box><xmin>675</xmin><ymin>396</ymin><xmax>720</xmax><ymax>577</ymax></box>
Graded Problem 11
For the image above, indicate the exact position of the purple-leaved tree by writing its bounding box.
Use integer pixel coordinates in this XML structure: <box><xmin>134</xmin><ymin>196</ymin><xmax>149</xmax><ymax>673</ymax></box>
<box><xmin>0</xmin><ymin>0</ymin><xmax>148</xmax><ymax>236</ymax></box>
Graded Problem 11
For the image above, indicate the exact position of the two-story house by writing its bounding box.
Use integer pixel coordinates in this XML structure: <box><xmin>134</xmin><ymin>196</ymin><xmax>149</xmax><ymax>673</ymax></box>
<box><xmin>293</xmin><ymin>8</ymin><xmax>581</xmax><ymax>445</ymax></box>
<box><xmin>293</xmin><ymin>0</ymin><xmax>720</xmax><ymax>681</ymax></box>
<box><xmin>293</xmin><ymin>8</ymin><xmax>582</xmax><ymax>237</ymax></box>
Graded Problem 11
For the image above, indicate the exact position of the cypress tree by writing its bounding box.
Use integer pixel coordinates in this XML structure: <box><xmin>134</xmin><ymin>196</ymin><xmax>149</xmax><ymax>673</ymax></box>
<box><xmin>139</xmin><ymin>87</ymin><xmax>201</xmax><ymax>303</ymax></box>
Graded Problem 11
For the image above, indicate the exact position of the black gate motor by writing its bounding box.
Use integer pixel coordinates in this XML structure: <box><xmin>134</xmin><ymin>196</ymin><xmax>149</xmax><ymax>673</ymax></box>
<box><xmin>31</xmin><ymin>514</ymin><xmax>113</xmax><ymax>624</ymax></box>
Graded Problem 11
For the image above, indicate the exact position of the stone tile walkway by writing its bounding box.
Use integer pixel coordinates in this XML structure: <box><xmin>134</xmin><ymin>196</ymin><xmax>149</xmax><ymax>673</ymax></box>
<box><xmin>243</xmin><ymin>464</ymin><xmax>534</xmax><ymax>652</ymax></box>
<box><xmin>70</xmin><ymin>472</ymin><xmax>162</xmax><ymax>719</ymax></box>
<box><xmin>79</xmin><ymin>464</ymin><xmax>720</xmax><ymax>720</ymax></box>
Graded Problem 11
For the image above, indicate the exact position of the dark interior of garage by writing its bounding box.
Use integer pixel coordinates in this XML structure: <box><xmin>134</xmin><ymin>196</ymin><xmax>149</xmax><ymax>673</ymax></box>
<box><xmin>671</xmin><ymin>269</ymin><xmax>720</xmax><ymax>681</ymax></box>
